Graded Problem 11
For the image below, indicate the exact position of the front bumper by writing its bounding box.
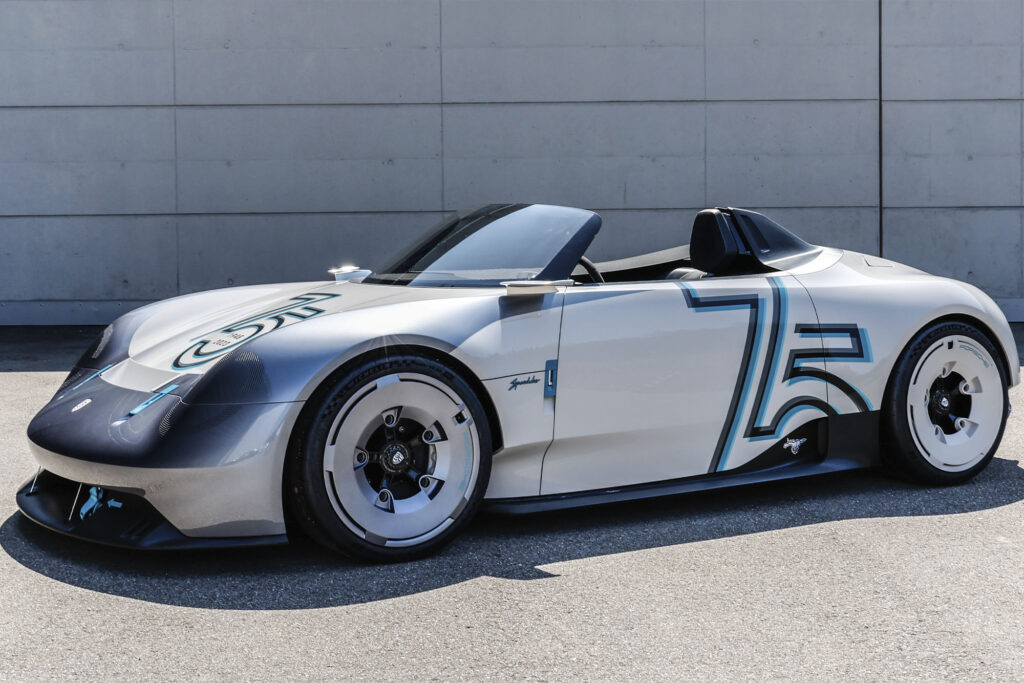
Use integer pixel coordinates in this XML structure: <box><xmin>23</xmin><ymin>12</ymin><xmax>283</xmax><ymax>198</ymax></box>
<box><xmin>24</xmin><ymin>379</ymin><xmax>305</xmax><ymax>540</ymax></box>
<box><xmin>16</xmin><ymin>470</ymin><xmax>287</xmax><ymax>549</ymax></box>
<box><xmin>24</xmin><ymin>410</ymin><xmax>300</xmax><ymax>540</ymax></box>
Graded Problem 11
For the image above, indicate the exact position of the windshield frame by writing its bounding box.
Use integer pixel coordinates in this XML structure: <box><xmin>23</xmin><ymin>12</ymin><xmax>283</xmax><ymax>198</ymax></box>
<box><xmin>363</xmin><ymin>203</ymin><xmax>602</xmax><ymax>288</ymax></box>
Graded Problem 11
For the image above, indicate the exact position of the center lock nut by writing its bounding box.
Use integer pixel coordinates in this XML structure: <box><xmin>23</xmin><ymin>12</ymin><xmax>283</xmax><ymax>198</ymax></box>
<box><xmin>380</xmin><ymin>443</ymin><xmax>412</xmax><ymax>475</ymax></box>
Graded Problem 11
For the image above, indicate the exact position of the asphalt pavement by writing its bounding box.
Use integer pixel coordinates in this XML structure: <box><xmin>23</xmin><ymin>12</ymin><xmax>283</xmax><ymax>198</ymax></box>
<box><xmin>1</xmin><ymin>327</ymin><xmax>1024</xmax><ymax>680</ymax></box>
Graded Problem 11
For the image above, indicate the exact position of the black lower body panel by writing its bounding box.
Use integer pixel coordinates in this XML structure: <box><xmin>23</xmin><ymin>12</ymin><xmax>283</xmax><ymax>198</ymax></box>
<box><xmin>486</xmin><ymin>412</ymin><xmax>881</xmax><ymax>515</ymax></box>
<box><xmin>16</xmin><ymin>470</ymin><xmax>288</xmax><ymax>550</ymax></box>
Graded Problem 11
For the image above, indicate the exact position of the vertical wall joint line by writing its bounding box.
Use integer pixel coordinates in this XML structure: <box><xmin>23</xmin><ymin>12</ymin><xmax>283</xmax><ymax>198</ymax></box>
<box><xmin>703</xmin><ymin>0</ymin><xmax>708</xmax><ymax>207</ymax></box>
<box><xmin>878</xmin><ymin>0</ymin><xmax>884</xmax><ymax>257</ymax></box>
<box><xmin>171</xmin><ymin>0</ymin><xmax>181</xmax><ymax>294</ymax></box>
<box><xmin>439</xmin><ymin>0</ymin><xmax>445</xmax><ymax>213</ymax></box>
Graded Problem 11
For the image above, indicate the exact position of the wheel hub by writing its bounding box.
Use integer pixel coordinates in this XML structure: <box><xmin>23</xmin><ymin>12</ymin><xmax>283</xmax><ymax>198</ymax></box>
<box><xmin>931</xmin><ymin>390</ymin><xmax>952</xmax><ymax>415</ymax></box>
<box><xmin>360</xmin><ymin>414</ymin><xmax>436</xmax><ymax>500</ymax></box>
<box><xmin>381</xmin><ymin>443</ymin><xmax>412</xmax><ymax>475</ymax></box>
<box><xmin>926</xmin><ymin>371</ymin><xmax>972</xmax><ymax>434</ymax></box>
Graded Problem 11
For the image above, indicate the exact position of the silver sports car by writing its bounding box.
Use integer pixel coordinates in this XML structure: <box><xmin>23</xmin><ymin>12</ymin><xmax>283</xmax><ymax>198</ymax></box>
<box><xmin>18</xmin><ymin>204</ymin><xmax>1017</xmax><ymax>561</ymax></box>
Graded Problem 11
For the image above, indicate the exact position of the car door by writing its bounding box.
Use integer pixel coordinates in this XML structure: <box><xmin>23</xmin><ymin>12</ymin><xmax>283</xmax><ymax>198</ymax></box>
<box><xmin>539</xmin><ymin>274</ymin><xmax>828</xmax><ymax>495</ymax></box>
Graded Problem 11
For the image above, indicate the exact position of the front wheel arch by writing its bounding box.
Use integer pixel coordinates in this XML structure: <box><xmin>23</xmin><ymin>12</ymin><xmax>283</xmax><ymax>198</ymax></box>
<box><xmin>291</xmin><ymin>345</ymin><xmax>504</xmax><ymax>456</ymax></box>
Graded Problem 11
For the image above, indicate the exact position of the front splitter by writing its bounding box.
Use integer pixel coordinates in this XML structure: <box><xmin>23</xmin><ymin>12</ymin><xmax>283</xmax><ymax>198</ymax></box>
<box><xmin>16</xmin><ymin>470</ymin><xmax>288</xmax><ymax>550</ymax></box>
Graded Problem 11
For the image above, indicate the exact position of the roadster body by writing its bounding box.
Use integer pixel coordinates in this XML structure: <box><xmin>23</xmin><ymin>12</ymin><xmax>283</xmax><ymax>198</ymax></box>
<box><xmin>18</xmin><ymin>204</ymin><xmax>1018</xmax><ymax>560</ymax></box>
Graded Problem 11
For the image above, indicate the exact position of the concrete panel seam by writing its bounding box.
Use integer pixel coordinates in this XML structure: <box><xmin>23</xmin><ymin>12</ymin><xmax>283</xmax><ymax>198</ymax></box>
<box><xmin>439</xmin><ymin>0</ymin><xmax>445</xmax><ymax>212</ymax></box>
<box><xmin>878</xmin><ymin>0</ymin><xmax>884</xmax><ymax>256</ymax></box>
<box><xmin>172</xmin><ymin>1</ymin><xmax>179</xmax><ymax>294</ymax></box>
<box><xmin>5</xmin><ymin>206</ymin><xmax>1010</xmax><ymax>220</ymax></box>
<box><xmin>703</xmin><ymin>0</ymin><xmax>708</xmax><ymax>207</ymax></box>
<box><xmin>0</xmin><ymin>99</ymin><xmax>891</xmax><ymax>111</ymax></box>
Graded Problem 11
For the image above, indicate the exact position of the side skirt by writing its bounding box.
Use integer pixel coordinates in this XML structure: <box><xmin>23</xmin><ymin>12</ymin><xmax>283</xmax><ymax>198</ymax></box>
<box><xmin>485</xmin><ymin>412</ymin><xmax>881</xmax><ymax>515</ymax></box>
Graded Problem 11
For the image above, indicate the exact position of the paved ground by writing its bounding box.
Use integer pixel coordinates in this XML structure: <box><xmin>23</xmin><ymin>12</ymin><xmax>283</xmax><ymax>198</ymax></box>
<box><xmin>2</xmin><ymin>327</ymin><xmax>1024</xmax><ymax>680</ymax></box>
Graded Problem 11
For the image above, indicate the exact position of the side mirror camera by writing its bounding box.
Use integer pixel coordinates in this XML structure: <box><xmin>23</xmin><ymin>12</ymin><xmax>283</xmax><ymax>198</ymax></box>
<box><xmin>329</xmin><ymin>265</ymin><xmax>371</xmax><ymax>283</ymax></box>
<box><xmin>500</xmin><ymin>279</ymin><xmax>574</xmax><ymax>296</ymax></box>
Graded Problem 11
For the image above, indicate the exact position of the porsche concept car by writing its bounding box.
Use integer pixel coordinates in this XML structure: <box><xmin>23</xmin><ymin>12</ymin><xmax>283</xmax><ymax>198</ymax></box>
<box><xmin>18</xmin><ymin>204</ymin><xmax>1018</xmax><ymax>561</ymax></box>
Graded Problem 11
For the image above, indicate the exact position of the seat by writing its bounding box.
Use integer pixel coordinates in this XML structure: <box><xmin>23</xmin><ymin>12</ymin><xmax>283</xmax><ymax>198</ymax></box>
<box><xmin>665</xmin><ymin>267</ymin><xmax>706</xmax><ymax>281</ymax></box>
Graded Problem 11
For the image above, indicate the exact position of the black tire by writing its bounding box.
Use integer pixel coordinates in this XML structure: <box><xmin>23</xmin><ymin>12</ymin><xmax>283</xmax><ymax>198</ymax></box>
<box><xmin>881</xmin><ymin>321</ymin><xmax>1009</xmax><ymax>485</ymax></box>
<box><xmin>285</xmin><ymin>353</ymin><xmax>493</xmax><ymax>562</ymax></box>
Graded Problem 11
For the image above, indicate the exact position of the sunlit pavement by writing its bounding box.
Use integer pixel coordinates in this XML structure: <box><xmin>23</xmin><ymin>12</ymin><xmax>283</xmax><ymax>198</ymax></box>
<box><xmin>1</xmin><ymin>327</ymin><xmax>1023</xmax><ymax>679</ymax></box>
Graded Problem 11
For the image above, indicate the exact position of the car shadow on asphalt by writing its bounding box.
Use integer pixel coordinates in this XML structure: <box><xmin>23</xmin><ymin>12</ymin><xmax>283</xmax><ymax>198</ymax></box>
<box><xmin>3</xmin><ymin>457</ymin><xmax>1024</xmax><ymax>610</ymax></box>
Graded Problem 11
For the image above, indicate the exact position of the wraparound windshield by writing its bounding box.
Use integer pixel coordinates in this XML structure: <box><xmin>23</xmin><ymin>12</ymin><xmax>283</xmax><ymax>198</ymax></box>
<box><xmin>364</xmin><ymin>204</ymin><xmax>601</xmax><ymax>287</ymax></box>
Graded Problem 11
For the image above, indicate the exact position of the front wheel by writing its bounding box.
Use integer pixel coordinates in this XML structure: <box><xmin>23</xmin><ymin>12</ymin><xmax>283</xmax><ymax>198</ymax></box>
<box><xmin>882</xmin><ymin>321</ymin><xmax>1009</xmax><ymax>485</ymax></box>
<box><xmin>286</xmin><ymin>354</ymin><xmax>492</xmax><ymax>562</ymax></box>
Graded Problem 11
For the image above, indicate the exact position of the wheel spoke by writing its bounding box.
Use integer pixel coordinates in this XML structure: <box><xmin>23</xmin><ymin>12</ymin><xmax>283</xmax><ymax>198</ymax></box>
<box><xmin>452</xmin><ymin>404</ymin><xmax>472</xmax><ymax>426</ymax></box>
<box><xmin>418</xmin><ymin>474</ymin><xmax>445</xmax><ymax>499</ymax></box>
<box><xmin>380</xmin><ymin>407</ymin><xmax>403</xmax><ymax>442</ymax></box>
<box><xmin>374</xmin><ymin>488</ymin><xmax>394</xmax><ymax>513</ymax></box>
<box><xmin>940</xmin><ymin>361</ymin><xmax>956</xmax><ymax>378</ymax></box>
<box><xmin>954</xmin><ymin>416</ymin><xmax>977</xmax><ymax>433</ymax></box>
<box><xmin>381</xmin><ymin>407</ymin><xmax>402</xmax><ymax>428</ymax></box>
<box><xmin>353</xmin><ymin>448</ymin><xmax>370</xmax><ymax>470</ymax></box>
<box><xmin>422</xmin><ymin>424</ymin><xmax>445</xmax><ymax>444</ymax></box>
<box><xmin>959</xmin><ymin>378</ymin><xmax>981</xmax><ymax>395</ymax></box>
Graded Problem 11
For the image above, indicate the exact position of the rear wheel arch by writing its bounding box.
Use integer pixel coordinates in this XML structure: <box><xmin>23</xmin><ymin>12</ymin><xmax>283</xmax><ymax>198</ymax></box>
<box><xmin>882</xmin><ymin>313</ymin><xmax>1011</xmax><ymax>406</ymax></box>
<box><xmin>929</xmin><ymin>313</ymin><xmax>1012</xmax><ymax>381</ymax></box>
<box><xmin>880</xmin><ymin>316</ymin><xmax>1009</xmax><ymax>484</ymax></box>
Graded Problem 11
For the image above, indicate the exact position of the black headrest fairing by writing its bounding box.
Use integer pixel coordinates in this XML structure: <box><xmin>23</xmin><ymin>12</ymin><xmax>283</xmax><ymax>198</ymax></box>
<box><xmin>689</xmin><ymin>210</ymin><xmax>738</xmax><ymax>274</ymax></box>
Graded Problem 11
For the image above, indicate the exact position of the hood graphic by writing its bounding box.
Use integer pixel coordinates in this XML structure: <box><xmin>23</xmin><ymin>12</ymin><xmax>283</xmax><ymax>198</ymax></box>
<box><xmin>124</xmin><ymin>281</ymin><xmax>401</xmax><ymax>377</ymax></box>
<box><xmin>96</xmin><ymin>279</ymin><xmax>497</xmax><ymax>394</ymax></box>
<box><xmin>170</xmin><ymin>290</ymin><xmax>341</xmax><ymax>370</ymax></box>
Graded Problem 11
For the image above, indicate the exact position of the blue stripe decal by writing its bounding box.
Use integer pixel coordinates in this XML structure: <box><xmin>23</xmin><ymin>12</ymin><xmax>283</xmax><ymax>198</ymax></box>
<box><xmin>783</xmin><ymin>374</ymin><xmax>874</xmax><ymax>410</ymax></box>
<box><xmin>787</xmin><ymin>324</ymin><xmax>874</xmax><ymax>410</ymax></box>
<box><xmin>679</xmin><ymin>282</ymin><xmax>764</xmax><ymax>472</ymax></box>
<box><xmin>720</xmin><ymin>300</ymin><xmax>764</xmax><ymax>470</ymax></box>
<box><xmin>70</xmin><ymin>364</ymin><xmax>113</xmax><ymax>392</ymax></box>
<box><xmin>750</xmin><ymin>279</ymin><xmax>788</xmax><ymax>430</ymax></box>
<box><xmin>744</xmin><ymin>279</ymin><xmax>832</xmax><ymax>442</ymax></box>
<box><xmin>128</xmin><ymin>384</ymin><xmax>179</xmax><ymax>417</ymax></box>
<box><xmin>680</xmin><ymin>278</ymin><xmax>874</xmax><ymax>470</ymax></box>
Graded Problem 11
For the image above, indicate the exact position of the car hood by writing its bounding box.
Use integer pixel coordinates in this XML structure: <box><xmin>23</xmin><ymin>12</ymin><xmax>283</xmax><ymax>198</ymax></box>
<box><xmin>96</xmin><ymin>281</ymin><xmax>395</xmax><ymax>390</ymax></box>
<box><xmin>96</xmin><ymin>279</ymin><xmax>501</xmax><ymax>394</ymax></box>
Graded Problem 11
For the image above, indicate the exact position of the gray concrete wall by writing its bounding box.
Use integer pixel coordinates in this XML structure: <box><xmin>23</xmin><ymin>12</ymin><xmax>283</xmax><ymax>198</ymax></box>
<box><xmin>1</xmin><ymin>0</ymin><xmax>1022</xmax><ymax>323</ymax></box>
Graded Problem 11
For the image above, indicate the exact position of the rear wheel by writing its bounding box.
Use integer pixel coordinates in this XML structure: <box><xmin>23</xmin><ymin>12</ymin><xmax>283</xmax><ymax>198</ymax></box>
<box><xmin>286</xmin><ymin>354</ymin><xmax>492</xmax><ymax>561</ymax></box>
<box><xmin>882</xmin><ymin>321</ymin><xmax>1009</xmax><ymax>484</ymax></box>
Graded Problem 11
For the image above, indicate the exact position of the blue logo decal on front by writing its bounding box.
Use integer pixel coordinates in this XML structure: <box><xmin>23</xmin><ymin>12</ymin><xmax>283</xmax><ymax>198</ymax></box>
<box><xmin>79</xmin><ymin>486</ymin><xmax>123</xmax><ymax>520</ymax></box>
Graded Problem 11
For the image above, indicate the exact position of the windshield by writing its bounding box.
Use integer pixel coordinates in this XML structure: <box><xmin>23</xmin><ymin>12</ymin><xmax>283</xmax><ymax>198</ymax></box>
<box><xmin>364</xmin><ymin>204</ymin><xmax>601</xmax><ymax>287</ymax></box>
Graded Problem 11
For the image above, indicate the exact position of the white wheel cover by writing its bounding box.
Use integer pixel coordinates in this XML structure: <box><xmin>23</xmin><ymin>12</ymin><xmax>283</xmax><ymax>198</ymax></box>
<box><xmin>321</xmin><ymin>372</ymin><xmax>480</xmax><ymax>547</ymax></box>
<box><xmin>906</xmin><ymin>335</ymin><xmax>1004</xmax><ymax>472</ymax></box>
